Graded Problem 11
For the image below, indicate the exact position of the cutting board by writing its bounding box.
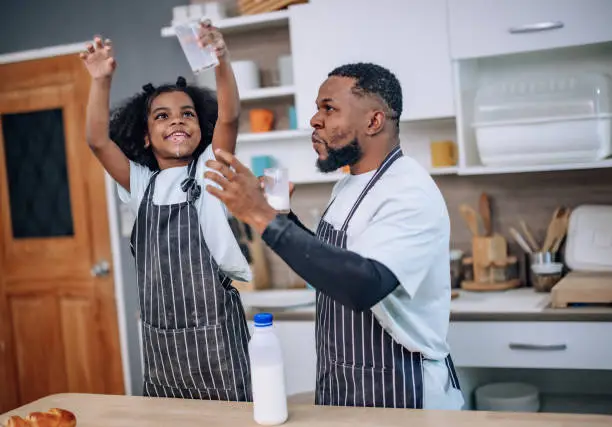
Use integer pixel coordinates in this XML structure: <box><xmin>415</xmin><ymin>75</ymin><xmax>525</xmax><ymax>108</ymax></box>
<box><xmin>551</xmin><ymin>271</ymin><xmax>612</xmax><ymax>308</ymax></box>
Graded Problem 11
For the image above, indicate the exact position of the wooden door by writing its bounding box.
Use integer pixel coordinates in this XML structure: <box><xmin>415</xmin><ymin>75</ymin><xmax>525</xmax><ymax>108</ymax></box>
<box><xmin>0</xmin><ymin>53</ymin><xmax>124</xmax><ymax>411</ymax></box>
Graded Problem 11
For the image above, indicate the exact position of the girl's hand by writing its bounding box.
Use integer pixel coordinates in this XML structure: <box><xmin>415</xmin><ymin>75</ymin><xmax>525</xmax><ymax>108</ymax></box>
<box><xmin>197</xmin><ymin>19</ymin><xmax>228</xmax><ymax>58</ymax></box>
<box><xmin>80</xmin><ymin>36</ymin><xmax>116</xmax><ymax>80</ymax></box>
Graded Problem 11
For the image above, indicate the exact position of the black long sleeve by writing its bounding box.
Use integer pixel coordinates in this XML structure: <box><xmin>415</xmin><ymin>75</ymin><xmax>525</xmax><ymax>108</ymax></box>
<box><xmin>261</xmin><ymin>214</ymin><xmax>399</xmax><ymax>312</ymax></box>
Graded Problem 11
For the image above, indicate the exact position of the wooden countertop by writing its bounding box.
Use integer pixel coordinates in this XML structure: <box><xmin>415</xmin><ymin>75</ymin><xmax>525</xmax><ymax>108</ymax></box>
<box><xmin>3</xmin><ymin>393</ymin><xmax>612</xmax><ymax>427</ymax></box>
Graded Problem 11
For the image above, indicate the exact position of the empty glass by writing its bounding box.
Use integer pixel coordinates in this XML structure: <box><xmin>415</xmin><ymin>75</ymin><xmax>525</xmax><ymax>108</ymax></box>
<box><xmin>174</xmin><ymin>20</ymin><xmax>219</xmax><ymax>74</ymax></box>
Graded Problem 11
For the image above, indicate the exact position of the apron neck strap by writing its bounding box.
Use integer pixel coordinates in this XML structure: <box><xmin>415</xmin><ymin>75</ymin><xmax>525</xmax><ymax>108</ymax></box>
<box><xmin>339</xmin><ymin>145</ymin><xmax>403</xmax><ymax>231</ymax></box>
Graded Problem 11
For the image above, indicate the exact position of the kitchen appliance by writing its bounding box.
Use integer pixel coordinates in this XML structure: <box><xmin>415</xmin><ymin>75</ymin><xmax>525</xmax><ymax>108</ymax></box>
<box><xmin>472</xmin><ymin>71</ymin><xmax>612</xmax><ymax>166</ymax></box>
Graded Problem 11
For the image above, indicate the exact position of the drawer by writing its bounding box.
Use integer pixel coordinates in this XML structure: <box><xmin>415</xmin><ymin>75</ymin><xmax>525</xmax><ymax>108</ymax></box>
<box><xmin>448</xmin><ymin>0</ymin><xmax>612</xmax><ymax>59</ymax></box>
<box><xmin>448</xmin><ymin>322</ymin><xmax>612</xmax><ymax>370</ymax></box>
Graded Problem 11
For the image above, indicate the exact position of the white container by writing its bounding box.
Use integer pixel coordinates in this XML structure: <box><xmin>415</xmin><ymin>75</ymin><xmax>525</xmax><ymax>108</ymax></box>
<box><xmin>565</xmin><ymin>204</ymin><xmax>612</xmax><ymax>272</ymax></box>
<box><xmin>249</xmin><ymin>313</ymin><xmax>288</xmax><ymax>426</ymax></box>
<box><xmin>472</xmin><ymin>72</ymin><xmax>612</xmax><ymax>166</ymax></box>
<box><xmin>475</xmin><ymin>382</ymin><xmax>540</xmax><ymax>412</ymax></box>
<box><xmin>232</xmin><ymin>60</ymin><xmax>260</xmax><ymax>92</ymax></box>
<box><xmin>278</xmin><ymin>55</ymin><xmax>293</xmax><ymax>86</ymax></box>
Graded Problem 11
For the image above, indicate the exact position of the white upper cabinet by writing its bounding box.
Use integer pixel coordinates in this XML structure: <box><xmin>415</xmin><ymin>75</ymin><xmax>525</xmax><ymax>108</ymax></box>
<box><xmin>448</xmin><ymin>0</ymin><xmax>612</xmax><ymax>59</ymax></box>
<box><xmin>289</xmin><ymin>0</ymin><xmax>455</xmax><ymax>130</ymax></box>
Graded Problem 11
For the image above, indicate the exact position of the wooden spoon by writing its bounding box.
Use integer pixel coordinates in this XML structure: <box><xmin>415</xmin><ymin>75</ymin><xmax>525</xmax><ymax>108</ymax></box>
<box><xmin>479</xmin><ymin>192</ymin><xmax>492</xmax><ymax>236</ymax></box>
<box><xmin>542</xmin><ymin>207</ymin><xmax>569</xmax><ymax>252</ymax></box>
<box><xmin>519</xmin><ymin>219</ymin><xmax>539</xmax><ymax>252</ymax></box>
<box><xmin>459</xmin><ymin>204</ymin><xmax>480</xmax><ymax>237</ymax></box>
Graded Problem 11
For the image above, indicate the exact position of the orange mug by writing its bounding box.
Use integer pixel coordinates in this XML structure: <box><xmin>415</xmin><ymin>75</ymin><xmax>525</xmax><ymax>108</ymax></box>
<box><xmin>430</xmin><ymin>140</ymin><xmax>457</xmax><ymax>167</ymax></box>
<box><xmin>249</xmin><ymin>109</ymin><xmax>274</xmax><ymax>133</ymax></box>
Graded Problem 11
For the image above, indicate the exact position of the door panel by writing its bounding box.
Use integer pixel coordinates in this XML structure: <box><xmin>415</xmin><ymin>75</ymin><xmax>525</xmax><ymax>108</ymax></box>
<box><xmin>0</xmin><ymin>53</ymin><xmax>124</xmax><ymax>410</ymax></box>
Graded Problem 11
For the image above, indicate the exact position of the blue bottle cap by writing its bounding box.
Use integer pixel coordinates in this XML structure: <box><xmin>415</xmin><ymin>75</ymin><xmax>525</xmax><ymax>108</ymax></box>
<box><xmin>254</xmin><ymin>312</ymin><xmax>273</xmax><ymax>327</ymax></box>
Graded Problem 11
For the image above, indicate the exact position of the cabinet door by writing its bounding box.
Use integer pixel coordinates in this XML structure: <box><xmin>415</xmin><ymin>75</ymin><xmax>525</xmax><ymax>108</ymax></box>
<box><xmin>448</xmin><ymin>0</ymin><xmax>612</xmax><ymax>59</ymax></box>
<box><xmin>290</xmin><ymin>0</ymin><xmax>454</xmax><ymax>129</ymax></box>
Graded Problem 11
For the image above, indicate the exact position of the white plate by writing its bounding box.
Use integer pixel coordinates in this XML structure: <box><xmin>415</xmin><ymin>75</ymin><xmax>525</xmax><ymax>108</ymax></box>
<box><xmin>239</xmin><ymin>289</ymin><xmax>316</xmax><ymax>310</ymax></box>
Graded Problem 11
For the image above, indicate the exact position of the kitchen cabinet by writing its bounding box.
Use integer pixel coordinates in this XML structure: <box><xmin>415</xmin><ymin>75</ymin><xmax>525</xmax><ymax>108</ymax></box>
<box><xmin>289</xmin><ymin>0</ymin><xmax>454</xmax><ymax>129</ymax></box>
<box><xmin>448</xmin><ymin>321</ymin><xmax>612</xmax><ymax>370</ymax></box>
<box><xmin>447</xmin><ymin>0</ymin><xmax>612</xmax><ymax>60</ymax></box>
<box><xmin>247</xmin><ymin>320</ymin><xmax>317</xmax><ymax>397</ymax></box>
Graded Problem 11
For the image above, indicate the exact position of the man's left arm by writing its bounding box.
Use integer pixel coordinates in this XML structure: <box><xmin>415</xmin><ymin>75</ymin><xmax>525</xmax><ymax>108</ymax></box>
<box><xmin>262</xmin><ymin>189</ymin><xmax>442</xmax><ymax>310</ymax></box>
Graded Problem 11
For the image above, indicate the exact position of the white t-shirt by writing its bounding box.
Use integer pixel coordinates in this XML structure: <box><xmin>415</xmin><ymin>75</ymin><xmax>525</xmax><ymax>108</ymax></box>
<box><xmin>323</xmin><ymin>154</ymin><xmax>464</xmax><ymax>410</ymax></box>
<box><xmin>116</xmin><ymin>144</ymin><xmax>252</xmax><ymax>283</ymax></box>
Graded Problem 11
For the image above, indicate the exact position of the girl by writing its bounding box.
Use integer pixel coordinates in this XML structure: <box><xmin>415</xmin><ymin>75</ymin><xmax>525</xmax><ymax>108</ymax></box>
<box><xmin>80</xmin><ymin>20</ymin><xmax>253</xmax><ymax>402</ymax></box>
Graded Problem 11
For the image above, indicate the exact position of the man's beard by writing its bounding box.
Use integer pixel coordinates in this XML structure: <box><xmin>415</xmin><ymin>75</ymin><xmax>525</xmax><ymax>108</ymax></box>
<box><xmin>316</xmin><ymin>139</ymin><xmax>363</xmax><ymax>173</ymax></box>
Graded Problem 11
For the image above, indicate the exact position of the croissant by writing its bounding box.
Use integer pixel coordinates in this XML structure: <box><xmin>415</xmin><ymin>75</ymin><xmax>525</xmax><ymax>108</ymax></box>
<box><xmin>5</xmin><ymin>408</ymin><xmax>76</xmax><ymax>427</ymax></box>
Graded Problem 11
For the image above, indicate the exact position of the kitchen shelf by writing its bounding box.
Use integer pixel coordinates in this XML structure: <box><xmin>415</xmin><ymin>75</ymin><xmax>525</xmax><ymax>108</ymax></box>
<box><xmin>237</xmin><ymin>129</ymin><xmax>311</xmax><ymax>143</ymax></box>
<box><xmin>161</xmin><ymin>10</ymin><xmax>290</xmax><ymax>37</ymax></box>
<box><xmin>457</xmin><ymin>159</ymin><xmax>612</xmax><ymax>176</ymax></box>
<box><xmin>429</xmin><ymin>166</ymin><xmax>458</xmax><ymax>176</ymax></box>
<box><xmin>240</xmin><ymin>85</ymin><xmax>295</xmax><ymax>101</ymax></box>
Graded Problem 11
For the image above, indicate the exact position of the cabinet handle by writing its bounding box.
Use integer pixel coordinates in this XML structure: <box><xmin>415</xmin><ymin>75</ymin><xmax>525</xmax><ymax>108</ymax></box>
<box><xmin>509</xmin><ymin>343</ymin><xmax>567</xmax><ymax>351</ymax></box>
<box><xmin>508</xmin><ymin>21</ymin><xmax>564</xmax><ymax>34</ymax></box>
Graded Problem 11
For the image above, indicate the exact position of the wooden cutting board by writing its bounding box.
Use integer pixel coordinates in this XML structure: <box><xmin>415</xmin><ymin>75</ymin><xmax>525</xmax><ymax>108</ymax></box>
<box><xmin>551</xmin><ymin>271</ymin><xmax>612</xmax><ymax>308</ymax></box>
<box><xmin>2</xmin><ymin>393</ymin><xmax>612</xmax><ymax>427</ymax></box>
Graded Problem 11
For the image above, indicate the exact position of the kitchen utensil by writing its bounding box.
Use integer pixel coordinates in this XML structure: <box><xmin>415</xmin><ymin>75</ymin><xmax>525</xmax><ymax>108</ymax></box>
<box><xmin>475</xmin><ymin>382</ymin><xmax>540</xmax><ymax>412</ymax></box>
<box><xmin>479</xmin><ymin>192</ymin><xmax>492</xmax><ymax>236</ymax></box>
<box><xmin>531</xmin><ymin>262</ymin><xmax>564</xmax><ymax>292</ymax></box>
<box><xmin>509</xmin><ymin>227</ymin><xmax>533</xmax><ymax>253</ymax></box>
<box><xmin>174</xmin><ymin>20</ymin><xmax>219</xmax><ymax>74</ymax></box>
<box><xmin>564</xmin><ymin>204</ymin><xmax>612</xmax><ymax>272</ymax></box>
<box><xmin>519</xmin><ymin>219</ymin><xmax>539</xmax><ymax>252</ymax></box>
<box><xmin>542</xmin><ymin>206</ymin><xmax>570</xmax><ymax>252</ymax></box>
<box><xmin>232</xmin><ymin>60</ymin><xmax>260</xmax><ymax>92</ymax></box>
<box><xmin>471</xmin><ymin>71</ymin><xmax>612</xmax><ymax>167</ymax></box>
<box><xmin>459</xmin><ymin>204</ymin><xmax>480</xmax><ymax>236</ymax></box>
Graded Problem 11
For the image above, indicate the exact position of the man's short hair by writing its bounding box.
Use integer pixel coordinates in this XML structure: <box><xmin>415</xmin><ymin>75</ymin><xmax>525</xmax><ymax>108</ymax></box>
<box><xmin>328</xmin><ymin>62</ymin><xmax>403</xmax><ymax>123</ymax></box>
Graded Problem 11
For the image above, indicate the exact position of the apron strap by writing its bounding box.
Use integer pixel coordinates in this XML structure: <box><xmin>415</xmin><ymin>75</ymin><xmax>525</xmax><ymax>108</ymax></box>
<box><xmin>143</xmin><ymin>170</ymin><xmax>161</xmax><ymax>203</ymax></box>
<box><xmin>180</xmin><ymin>156</ymin><xmax>202</xmax><ymax>202</ymax></box>
<box><xmin>320</xmin><ymin>145</ymin><xmax>403</xmax><ymax>226</ymax></box>
<box><xmin>339</xmin><ymin>145</ymin><xmax>402</xmax><ymax>232</ymax></box>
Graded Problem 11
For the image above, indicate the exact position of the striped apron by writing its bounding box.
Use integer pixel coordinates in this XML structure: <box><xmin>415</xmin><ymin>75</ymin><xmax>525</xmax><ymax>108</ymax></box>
<box><xmin>130</xmin><ymin>159</ymin><xmax>252</xmax><ymax>401</ymax></box>
<box><xmin>314</xmin><ymin>146</ymin><xmax>461</xmax><ymax>408</ymax></box>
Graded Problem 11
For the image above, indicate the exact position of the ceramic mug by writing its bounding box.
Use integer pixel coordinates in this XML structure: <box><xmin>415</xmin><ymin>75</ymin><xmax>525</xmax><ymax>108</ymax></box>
<box><xmin>430</xmin><ymin>140</ymin><xmax>458</xmax><ymax>167</ymax></box>
<box><xmin>249</xmin><ymin>109</ymin><xmax>274</xmax><ymax>133</ymax></box>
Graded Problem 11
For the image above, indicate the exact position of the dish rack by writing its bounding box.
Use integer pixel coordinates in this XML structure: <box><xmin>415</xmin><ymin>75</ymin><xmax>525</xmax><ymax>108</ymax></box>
<box><xmin>471</xmin><ymin>72</ymin><xmax>612</xmax><ymax>166</ymax></box>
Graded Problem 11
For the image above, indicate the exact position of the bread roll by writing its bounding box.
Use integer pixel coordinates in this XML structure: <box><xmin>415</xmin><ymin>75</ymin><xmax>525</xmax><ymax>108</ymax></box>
<box><xmin>4</xmin><ymin>409</ymin><xmax>75</xmax><ymax>427</ymax></box>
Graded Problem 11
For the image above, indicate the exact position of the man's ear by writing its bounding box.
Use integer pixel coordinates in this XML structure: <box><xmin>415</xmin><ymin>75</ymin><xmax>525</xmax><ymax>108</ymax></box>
<box><xmin>365</xmin><ymin>110</ymin><xmax>385</xmax><ymax>136</ymax></box>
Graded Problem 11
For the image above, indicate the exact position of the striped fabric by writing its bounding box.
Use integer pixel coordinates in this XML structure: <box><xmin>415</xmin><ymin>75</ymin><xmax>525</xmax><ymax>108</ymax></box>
<box><xmin>131</xmin><ymin>160</ymin><xmax>252</xmax><ymax>401</ymax></box>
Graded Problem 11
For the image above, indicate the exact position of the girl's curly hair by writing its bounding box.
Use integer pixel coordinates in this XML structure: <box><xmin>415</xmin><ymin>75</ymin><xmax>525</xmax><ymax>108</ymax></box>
<box><xmin>109</xmin><ymin>76</ymin><xmax>218</xmax><ymax>171</ymax></box>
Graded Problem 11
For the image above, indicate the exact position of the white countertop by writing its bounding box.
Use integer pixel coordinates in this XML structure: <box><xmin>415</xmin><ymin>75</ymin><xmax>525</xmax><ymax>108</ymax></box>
<box><xmin>240</xmin><ymin>287</ymin><xmax>612</xmax><ymax>321</ymax></box>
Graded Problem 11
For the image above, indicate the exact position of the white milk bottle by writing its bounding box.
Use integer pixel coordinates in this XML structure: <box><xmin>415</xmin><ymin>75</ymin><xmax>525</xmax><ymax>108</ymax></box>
<box><xmin>249</xmin><ymin>313</ymin><xmax>288</xmax><ymax>425</ymax></box>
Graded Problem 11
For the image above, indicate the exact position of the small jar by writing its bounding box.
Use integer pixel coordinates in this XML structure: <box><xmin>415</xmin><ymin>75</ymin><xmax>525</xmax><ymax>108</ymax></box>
<box><xmin>531</xmin><ymin>263</ymin><xmax>564</xmax><ymax>292</ymax></box>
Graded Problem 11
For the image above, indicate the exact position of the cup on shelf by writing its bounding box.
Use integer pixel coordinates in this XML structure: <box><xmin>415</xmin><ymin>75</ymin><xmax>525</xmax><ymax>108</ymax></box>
<box><xmin>430</xmin><ymin>140</ymin><xmax>457</xmax><ymax>168</ymax></box>
<box><xmin>250</xmin><ymin>109</ymin><xmax>275</xmax><ymax>133</ymax></box>
<box><xmin>251</xmin><ymin>155</ymin><xmax>275</xmax><ymax>178</ymax></box>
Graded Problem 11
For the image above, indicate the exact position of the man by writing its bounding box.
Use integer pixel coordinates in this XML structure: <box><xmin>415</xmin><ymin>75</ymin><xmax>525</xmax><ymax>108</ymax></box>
<box><xmin>204</xmin><ymin>62</ymin><xmax>464</xmax><ymax>410</ymax></box>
